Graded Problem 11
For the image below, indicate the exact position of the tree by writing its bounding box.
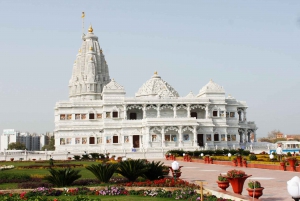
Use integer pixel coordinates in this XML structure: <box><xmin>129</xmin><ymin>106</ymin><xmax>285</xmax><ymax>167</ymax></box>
<box><xmin>41</xmin><ymin>136</ymin><xmax>55</xmax><ymax>151</ymax></box>
<box><xmin>7</xmin><ymin>142</ymin><xmax>26</xmax><ymax>150</ymax></box>
<box><xmin>267</xmin><ymin>129</ymin><xmax>282</xmax><ymax>139</ymax></box>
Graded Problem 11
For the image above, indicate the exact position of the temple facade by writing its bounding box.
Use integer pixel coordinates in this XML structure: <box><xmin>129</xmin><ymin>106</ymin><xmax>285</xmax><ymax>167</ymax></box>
<box><xmin>54</xmin><ymin>26</ymin><xmax>257</xmax><ymax>153</ymax></box>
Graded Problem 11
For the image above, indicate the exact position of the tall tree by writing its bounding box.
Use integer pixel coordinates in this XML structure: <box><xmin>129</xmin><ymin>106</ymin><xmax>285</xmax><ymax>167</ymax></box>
<box><xmin>267</xmin><ymin>129</ymin><xmax>282</xmax><ymax>139</ymax></box>
<box><xmin>8</xmin><ymin>142</ymin><xmax>26</xmax><ymax>150</ymax></box>
<box><xmin>41</xmin><ymin>136</ymin><xmax>55</xmax><ymax>151</ymax></box>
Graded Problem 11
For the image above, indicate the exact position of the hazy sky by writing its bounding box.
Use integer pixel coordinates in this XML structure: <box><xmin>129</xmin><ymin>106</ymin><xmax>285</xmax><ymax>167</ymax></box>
<box><xmin>0</xmin><ymin>1</ymin><xmax>299</xmax><ymax>137</ymax></box>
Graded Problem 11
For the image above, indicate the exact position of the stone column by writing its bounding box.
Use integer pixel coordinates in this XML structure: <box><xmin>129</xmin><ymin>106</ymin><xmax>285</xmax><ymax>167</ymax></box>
<box><xmin>179</xmin><ymin>126</ymin><xmax>183</xmax><ymax>147</ymax></box>
<box><xmin>187</xmin><ymin>104</ymin><xmax>191</xmax><ymax>118</ymax></box>
<box><xmin>123</xmin><ymin>104</ymin><xmax>127</xmax><ymax>119</ymax></box>
<box><xmin>193</xmin><ymin>126</ymin><xmax>197</xmax><ymax>147</ymax></box>
<box><xmin>205</xmin><ymin>104</ymin><xmax>209</xmax><ymax>119</ymax></box>
<box><xmin>244</xmin><ymin>130</ymin><xmax>247</xmax><ymax>143</ymax></box>
<box><xmin>238</xmin><ymin>111</ymin><xmax>242</xmax><ymax>121</ymax></box>
<box><xmin>244</xmin><ymin>109</ymin><xmax>247</xmax><ymax>122</ymax></box>
<box><xmin>157</xmin><ymin>104</ymin><xmax>160</xmax><ymax>118</ymax></box>
<box><xmin>173</xmin><ymin>104</ymin><xmax>177</xmax><ymax>118</ymax></box>
<box><xmin>161</xmin><ymin>127</ymin><xmax>165</xmax><ymax>148</ymax></box>
<box><xmin>145</xmin><ymin>127</ymin><xmax>150</xmax><ymax>148</ymax></box>
<box><xmin>143</xmin><ymin>104</ymin><xmax>146</xmax><ymax>119</ymax></box>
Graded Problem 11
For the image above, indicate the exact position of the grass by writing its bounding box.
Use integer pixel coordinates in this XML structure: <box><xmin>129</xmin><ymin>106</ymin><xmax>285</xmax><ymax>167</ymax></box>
<box><xmin>1</xmin><ymin>160</ymin><xmax>100</xmax><ymax>178</ymax></box>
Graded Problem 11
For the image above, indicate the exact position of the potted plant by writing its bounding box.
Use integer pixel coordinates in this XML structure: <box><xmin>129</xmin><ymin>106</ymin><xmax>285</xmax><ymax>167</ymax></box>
<box><xmin>242</xmin><ymin>158</ymin><xmax>247</xmax><ymax>167</ymax></box>
<box><xmin>209</xmin><ymin>156</ymin><xmax>214</xmax><ymax>164</ymax></box>
<box><xmin>226</xmin><ymin>169</ymin><xmax>252</xmax><ymax>194</ymax></box>
<box><xmin>247</xmin><ymin>181</ymin><xmax>264</xmax><ymax>199</ymax></box>
<box><xmin>232</xmin><ymin>157</ymin><xmax>238</xmax><ymax>167</ymax></box>
<box><xmin>287</xmin><ymin>157</ymin><xmax>297</xmax><ymax>171</ymax></box>
<box><xmin>10</xmin><ymin>158</ymin><xmax>14</xmax><ymax>162</ymax></box>
<box><xmin>216</xmin><ymin>174</ymin><xmax>230</xmax><ymax>191</ymax></box>
<box><xmin>204</xmin><ymin>155</ymin><xmax>210</xmax><ymax>164</ymax></box>
<box><xmin>280</xmin><ymin>159</ymin><xmax>286</xmax><ymax>171</ymax></box>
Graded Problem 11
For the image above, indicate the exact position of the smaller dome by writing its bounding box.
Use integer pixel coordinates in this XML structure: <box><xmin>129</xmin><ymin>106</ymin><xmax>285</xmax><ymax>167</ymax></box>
<box><xmin>198</xmin><ymin>79</ymin><xmax>225</xmax><ymax>97</ymax></box>
<box><xmin>185</xmin><ymin>91</ymin><xmax>195</xmax><ymax>98</ymax></box>
<box><xmin>135</xmin><ymin>72</ymin><xmax>179</xmax><ymax>98</ymax></box>
<box><xmin>103</xmin><ymin>79</ymin><xmax>125</xmax><ymax>92</ymax></box>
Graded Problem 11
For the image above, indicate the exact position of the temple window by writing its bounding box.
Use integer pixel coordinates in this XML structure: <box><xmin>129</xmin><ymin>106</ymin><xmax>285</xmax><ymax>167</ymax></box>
<box><xmin>230</xmin><ymin>112</ymin><xmax>235</xmax><ymax>117</ymax></box>
<box><xmin>214</xmin><ymin>134</ymin><xmax>219</xmax><ymax>141</ymax></box>
<box><xmin>75</xmin><ymin>114</ymin><xmax>80</xmax><ymax>119</ymax></box>
<box><xmin>191</xmin><ymin>112</ymin><xmax>197</xmax><ymax>118</ymax></box>
<box><xmin>220</xmin><ymin>111</ymin><xmax>225</xmax><ymax>117</ymax></box>
<box><xmin>113</xmin><ymin>136</ymin><xmax>119</xmax><ymax>143</ymax></box>
<box><xmin>97</xmin><ymin>114</ymin><xmax>102</xmax><ymax>119</ymax></box>
<box><xmin>206</xmin><ymin>134</ymin><xmax>211</xmax><ymax>141</ymax></box>
<box><xmin>106</xmin><ymin>112</ymin><xmax>111</xmax><ymax>118</ymax></box>
<box><xmin>67</xmin><ymin>114</ymin><xmax>72</xmax><ymax>120</ymax></box>
<box><xmin>81</xmin><ymin>114</ymin><xmax>86</xmax><ymax>119</ymax></box>
<box><xmin>60</xmin><ymin>114</ymin><xmax>66</xmax><ymax>120</ymax></box>
<box><xmin>226</xmin><ymin>112</ymin><xmax>229</xmax><ymax>118</ymax></box>
<box><xmin>213</xmin><ymin>111</ymin><xmax>218</xmax><ymax>117</ymax></box>
<box><xmin>165</xmin><ymin>135</ymin><xmax>177</xmax><ymax>142</ymax></box>
<box><xmin>129</xmin><ymin>113</ymin><xmax>137</xmax><ymax>120</ymax></box>
<box><xmin>89</xmin><ymin>113</ymin><xmax>95</xmax><ymax>119</ymax></box>
<box><xmin>113</xmin><ymin>112</ymin><xmax>118</xmax><ymax>118</ymax></box>
<box><xmin>89</xmin><ymin>137</ymin><xmax>95</xmax><ymax>144</ymax></box>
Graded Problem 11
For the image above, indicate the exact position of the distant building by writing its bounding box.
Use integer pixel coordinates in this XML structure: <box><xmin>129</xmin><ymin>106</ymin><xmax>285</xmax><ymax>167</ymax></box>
<box><xmin>276</xmin><ymin>132</ymin><xmax>284</xmax><ymax>139</ymax></box>
<box><xmin>286</xmin><ymin>135</ymin><xmax>300</xmax><ymax>141</ymax></box>
<box><xmin>1</xmin><ymin>129</ymin><xmax>52</xmax><ymax>151</ymax></box>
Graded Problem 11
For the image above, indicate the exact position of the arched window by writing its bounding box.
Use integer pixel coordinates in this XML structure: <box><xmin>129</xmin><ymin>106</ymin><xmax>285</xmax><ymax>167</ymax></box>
<box><xmin>214</xmin><ymin>134</ymin><xmax>219</xmax><ymax>141</ymax></box>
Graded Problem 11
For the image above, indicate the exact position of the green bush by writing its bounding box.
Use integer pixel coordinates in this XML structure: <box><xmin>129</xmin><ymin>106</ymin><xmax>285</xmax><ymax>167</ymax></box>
<box><xmin>249</xmin><ymin>154</ymin><xmax>257</xmax><ymax>161</ymax></box>
<box><xmin>89</xmin><ymin>153</ymin><xmax>99</xmax><ymax>159</ymax></box>
<box><xmin>44</xmin><ymin>168</ymin><xmax>81</xmax><ymax>187</ymax></box>
<box><xmin>86</xmin><ymin>163</ymin><xmax>118</xmax><ymax>183</ymax></box>
<box><xmin>116</xmin><ymin>159</ymin><xmax>149</xmax><ymax>182</ymax></box>
<box><xmin>73</xmin><ymin>155</ymin><xmax>81</xmax><ymax>160</ymax></box>
<box><xmin>144</xmin><ymin>161</ymin><xmax>164</xmax><ymax>181</ymax></box>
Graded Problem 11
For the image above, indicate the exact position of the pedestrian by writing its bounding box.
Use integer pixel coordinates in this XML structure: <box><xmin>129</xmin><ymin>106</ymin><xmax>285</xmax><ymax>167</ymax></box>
<box><xmin>276</xmin><ymin>144</ymin><xmax>283</xmax><ymax>161</ymax></box>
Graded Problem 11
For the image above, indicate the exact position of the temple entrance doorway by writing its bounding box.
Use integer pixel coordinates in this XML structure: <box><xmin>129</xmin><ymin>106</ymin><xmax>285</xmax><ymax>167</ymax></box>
<box><xmin>133</xmin><ymin>135</ymin><xmax>140</xmax><ymax>148</ymax></box>
<box><xmin>197</xmin><ymin>134</ymin><xmax>204</xmax><ymax>146</ymax></box>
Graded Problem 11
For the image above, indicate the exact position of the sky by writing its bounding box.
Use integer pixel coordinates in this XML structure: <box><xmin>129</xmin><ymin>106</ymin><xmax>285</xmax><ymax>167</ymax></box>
<box><xmin>0</xmin><ymin>0</ymin><xmax>299</xmax><ymax>138</ymax></box>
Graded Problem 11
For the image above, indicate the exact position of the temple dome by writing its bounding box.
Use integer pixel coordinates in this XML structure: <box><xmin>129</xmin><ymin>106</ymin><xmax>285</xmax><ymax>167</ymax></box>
<box><xmin>135</xmin><ymin>72</ymin><xmax>179</xmax><ymax>98</ymax></box>
<box><xmin>197</xmin><ymin>79</ymin><xmax>225</xmax><ymax>97</ymax></box>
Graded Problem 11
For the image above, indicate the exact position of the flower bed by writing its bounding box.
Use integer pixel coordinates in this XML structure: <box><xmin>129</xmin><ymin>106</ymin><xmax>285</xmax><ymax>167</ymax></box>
<box><xmin>0</xmin><ymin>165</ymin><xmax>14</xmax><ymax>171</ymax></box>
<box><xmin>121</xmin><ymin>178</ymin><xmax>199</xmax><ymax>188</ymax></box>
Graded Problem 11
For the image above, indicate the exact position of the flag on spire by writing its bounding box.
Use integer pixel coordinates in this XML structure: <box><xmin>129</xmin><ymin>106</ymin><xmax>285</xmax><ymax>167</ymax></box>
<box><xmin>81</xmin><ymin>12</ymin><xmax>85</xmax><ymax>18</ymax></box>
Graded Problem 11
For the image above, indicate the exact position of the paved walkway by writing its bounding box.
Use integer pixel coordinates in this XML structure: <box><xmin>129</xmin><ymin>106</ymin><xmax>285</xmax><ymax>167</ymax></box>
<box><xmin>158</xmin><ymin>159</ymin><xmax>297</xmax><ymax>201</ymax></box>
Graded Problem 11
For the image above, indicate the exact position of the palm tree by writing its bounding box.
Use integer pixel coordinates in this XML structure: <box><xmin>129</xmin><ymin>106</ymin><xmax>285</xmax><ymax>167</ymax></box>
<box><xmin>116</xmin><ymin>159</ymin><xmax>149</xmax><ymax>182</ymax></box>
<box><xmin>144</xmin><ymin>161</ymin><xmax>164</xmax><ymax>180</ymax></box>
<box><xmin>86</xmin><ymin>163</ymin><xmax>118</xmax><ymax>183</ymax></box>
<box><xmin>44</xmin><ymin>168</ymin><xmax>81</xmax><ymax>187</ymax></box>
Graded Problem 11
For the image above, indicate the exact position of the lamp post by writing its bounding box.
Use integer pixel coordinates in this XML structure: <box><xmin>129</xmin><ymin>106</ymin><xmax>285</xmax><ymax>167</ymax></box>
<box><xmin>287</xmin><ymin>176</ymin><xmax>300</xmax><ymax>201</ymax></box>
<box><xmin>228</xmin><ymin>153</ymin><xmax>232</xmax><ymax>158</ymax></box>
<box><xmin>172</xmin><ymin>161</ymin><xmax>179</xmax><ymax>181</ymax></box>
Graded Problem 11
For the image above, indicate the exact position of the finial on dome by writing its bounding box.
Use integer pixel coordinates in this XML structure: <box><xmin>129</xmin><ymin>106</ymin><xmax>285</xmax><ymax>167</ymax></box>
<box><xmin>100</xmin><ymin>49</ymin><xmax>103</xmax><ymax>53</ymax></box>
<box><xmin>78</xmin><ymin>48</ymin><xmax>81</xmax><ymax>52</ymax></box>
<box><xmin>89</xmin><ymin>46</ymin><xmax>93</xmax><ymax>51</ymax></box>
<box><xmin>210</xmin><ymin>78</ymin><xmax>213</xmax><ymax>82</ymax></box>
<box><xmin>154</xmin><ymin>71</ymin><xmax>158</xmax><ymax>75</ymax></box>
<box><xmin>88</xmin><ymin>25</ymin><xmax>93</xmax><ymax>33</ymax></box>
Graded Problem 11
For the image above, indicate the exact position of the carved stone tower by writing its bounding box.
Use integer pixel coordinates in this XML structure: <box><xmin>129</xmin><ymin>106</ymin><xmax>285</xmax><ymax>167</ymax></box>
<box><xmin>68</xmin><ymin>25</ymin><xmax>110</xmax><ymax>101</ymax></box>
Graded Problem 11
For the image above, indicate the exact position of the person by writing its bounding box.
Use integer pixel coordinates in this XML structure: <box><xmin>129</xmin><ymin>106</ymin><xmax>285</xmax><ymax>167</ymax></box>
<box><xmin>49</xmin><ymin>155</ymin><xmax>54</xmax><ymax>166</ymax></box>
<box><xmin>276</xmin><ymin>144</ymin><xmax>283</xmax><ymax>161</ymax></box>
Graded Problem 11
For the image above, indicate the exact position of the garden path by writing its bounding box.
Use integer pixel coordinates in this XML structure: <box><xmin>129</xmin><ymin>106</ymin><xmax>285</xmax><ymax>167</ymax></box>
<box><xmin>158</xmin><ymin>159</ymin><xmax>295</xmax><ymax>201</ymax></box>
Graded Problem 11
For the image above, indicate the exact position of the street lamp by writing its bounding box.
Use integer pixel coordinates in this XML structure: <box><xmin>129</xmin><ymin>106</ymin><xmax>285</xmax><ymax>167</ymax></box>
<box><xmin>172</xmin><ymin>161</ymin><xmax>179</xmax><ymax>181</ymax></box>
<box><xmin>287</xmin><ymin>176</ymin><xmax>300</xmax><ymax>201</ymax></box>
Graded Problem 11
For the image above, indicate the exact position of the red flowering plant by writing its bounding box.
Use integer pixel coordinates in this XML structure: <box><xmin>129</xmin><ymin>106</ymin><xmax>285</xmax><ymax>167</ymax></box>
<box><xmin>226</xmin><ymin>169</ymin><xmax>247</xmax><ymax>178</ymax></box>
<box><xmin>120</xmin><ymin>178</ymin><xmax>199</xmax><ymax>189</ymax></box>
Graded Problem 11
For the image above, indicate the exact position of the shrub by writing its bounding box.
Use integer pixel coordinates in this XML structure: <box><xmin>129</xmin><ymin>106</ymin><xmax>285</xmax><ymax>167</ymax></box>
<box><xmin>81</xmin><ymin>154</ymin><xmax>90</xmax><ymax>160</ymax></box>
<box><xmin>287</xmin><ymin>152</ymin><xmax>292</xmax><ymax>157</ymax></box>
<box><xmin>72</xmin><ymin>179</ymin><xmax>99</xmax><ymax>186</ymax></box>
<box><xmin>249</xmin><ymin>154</ymin><xmax>257</xmax><ymax>161</ymax></box>
<box><xmin>44</xmin><ymin>168</ymin><xmax>81</xmax><ymax>187</ymax></box>
<box><xmin>73</xmin><ymin>155</ymin><xmax>81</xmax><ymax>160</ymax></box>
<box><xmin>248</xmin><ymin>181</ymin><xmax>261</xmax><ymax>189</ymax></box>
<box><xmin>144</xmin><ymin>161</ymin><xmax>164</xmax><ymax>181</ymax></box>
<box><xmin>116</xmin><ymin>159</ymin><xmax>149</xmax><ymax>182</ymax></box>
<box><xmin>86</xmin><ymin>163</ymin><xmax>118</xmax><ymax>183</ymax></box>
<box><xmin>90</xmin><ymin>153</ymin><xmax>99</xmax><ymax>159</ymax></box>
<box><xmin>218</xmin><ymin>174</ymin><xmax>228</xmax><ymax>181</ymax></box>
